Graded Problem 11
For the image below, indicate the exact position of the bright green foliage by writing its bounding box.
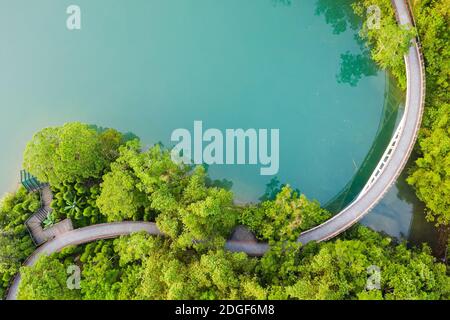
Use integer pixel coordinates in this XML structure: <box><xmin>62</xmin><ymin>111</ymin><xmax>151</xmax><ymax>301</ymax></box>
<box><xmin>368</xmin><ymin>23</ymin><xmax>416</xmax><ymax>83</ymax></box>
<box><xmin>0</xmin><ymin>187</ymin><xmax>39</xmax><ymax>297</ymax></box>
<box><xmin>155</xmin><ymin>166</ymin><xmax>238</xmax><ymax>249</ymax></box>
<box><xmin>241</xmin><ymin>186</ymin><xmax>331</xmax><ymax>243</ymax></box>
<box><xmin>96</xmin><ymin>142</ymin><xmax>150</xmax><ymax>222</ymax></box>
<box><xmin>82</xmin><ymin>234</ymin><xmax>261</xmax><ymax>300</ymax></box>
<box><xmin>79</xmin><ymin>240</ymin><xmax>122</xmax><ymax>300</ymax></box>
<box><xmin>412</xmin><ymin>0</ymin><xmax>449</xmax><ymax>123</ymax></box>
<box><xmin>42</xmin><ymin>211</ymin><xmax>56</xmax><ymax>229</ymax></box>
<box><xmin>99</xmin><ymin>128</ymin><xmax>126</xmax><ymax>163</ymax></box>
<box><xmin>19</xmin><ymin>227</ymin><xmax>449</xmax><ymax>300</ymax></box>
<box><xmin>51</xmin><ymin>181</ymin><xmax>104</xmax><ymax>227</ymax></box>
<box><xmin>82</xmin><ymin>233</ymin><xmax>264</xmax><ymax>299</ymax></box>
<box><xmin>0</xmin><ymin>236</ymin><xmax>29</xmax><ymax>298</ymax></box>
<box><xmin>407</xmin><ymin>104</ymin><xmax>450</xmax><ymax>226</ymax></box>
<box><xmin>114</xmin><ymin>140</ymin><xmax>188</xmax><ymax>196</ymax></box>
<box><xmin>96</xmin><ymin>140</ymin><xmax>183</xmax><ymax>222</ymax></box>
<box><xmin>407</xmin><ymin>0</ymin><xmax>450</xmax><ymax>226</ymax></box>
<box><xmin>186</xmin><ymin>250</ymin><xmax>262</xmax><ymax>300</ymax></box>
<box><xmin>22</xmin><ymin>126</ymin><xmax>60</xmax><ymax>185</ymax></box>
<box><xmin>97</xmin><ymin>165</ymin><xmax>148</xmax><ymax>222</ymax></box>
<box><xmin>133</xmin><ymin>237</ymin><xmax>192</xmax><ymax>299</ymax></box>
<box><xmin>76</xmin><ymin>233</ymin><xmax>262</xmax><ymax>300</ymax></box>
<box><xmin>352</xmin><ymin>0</ymin><xmax>416</xmax><ymax>89</ymax></box>
<box><xmin>17</xmin><ymin>254</ymin><xmax>81</xmax><ymax>300</ymax></box>
<box><xmin>23</xmin><ymin>123</ymin><xmax>124</xmax><ymax>186</ymax></box>
<box><xmin>261</xmin><ymin>227</ymin><xmax>450</xmax><ymax>300</ymax></box>
<box><xmin>97</xmin><ymin>141</ymin><xmax>239</xmax><ymax>248</ymax></box>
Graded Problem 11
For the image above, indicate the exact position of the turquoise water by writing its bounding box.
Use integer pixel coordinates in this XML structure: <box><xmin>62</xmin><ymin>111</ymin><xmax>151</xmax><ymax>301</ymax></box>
<box><xmin>0</xmin><ymin>0</ymin><xmax>398</xmax><ymax>208</ymax></box>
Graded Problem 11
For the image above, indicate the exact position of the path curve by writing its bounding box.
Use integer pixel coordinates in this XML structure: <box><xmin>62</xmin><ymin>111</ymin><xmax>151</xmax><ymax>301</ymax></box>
<box><xmin>6</xmin><ymin>221</ymin><xmax>267</xmax><ymax>299</ymax></box>
<box><xmin>297</xmin><ymin>0</ymin><xmax>425</xmax><ymax>244</ymax></box>
<box><xmin>6</xmin><ymin>0</ymin><xmax>425</xmax><ymax>300</ymax></box>
<box><xmin>25</xmin><ymin>185</ymin><xmax>73</xmax><ymax>245</ymax></box>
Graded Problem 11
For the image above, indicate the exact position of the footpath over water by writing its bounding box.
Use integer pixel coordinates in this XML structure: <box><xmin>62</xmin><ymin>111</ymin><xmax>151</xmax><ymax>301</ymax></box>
<box><xmin>6</xmin><ymin>0</ymin><xmax>425</xmax><ymax>300</ymax></box>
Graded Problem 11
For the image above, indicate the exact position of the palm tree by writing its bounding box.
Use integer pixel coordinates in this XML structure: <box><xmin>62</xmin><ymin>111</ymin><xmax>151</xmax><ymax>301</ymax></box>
<box><xmin>64</xmin><ymin>195</ymin><xmax>81</xmax><ymax>216</ymax></box>
<box><xmin>43</xmin><ymin>212</ymin><xmax>56</xmax><ymax>229</ymax></box>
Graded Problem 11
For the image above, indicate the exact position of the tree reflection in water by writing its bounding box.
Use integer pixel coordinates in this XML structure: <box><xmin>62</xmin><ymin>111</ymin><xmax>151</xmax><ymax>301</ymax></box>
<box><xmin>315</xmin><ymin>0</ymin><xmax>379</xmax><ymax>86</ymax></box>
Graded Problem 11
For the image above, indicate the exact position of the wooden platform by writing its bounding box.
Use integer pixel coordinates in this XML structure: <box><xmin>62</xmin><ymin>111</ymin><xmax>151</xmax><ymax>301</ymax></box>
<box><xmin>25</xmin><ymin>185</ymin><xmax>73</xmax><ymax>246</ymax></box>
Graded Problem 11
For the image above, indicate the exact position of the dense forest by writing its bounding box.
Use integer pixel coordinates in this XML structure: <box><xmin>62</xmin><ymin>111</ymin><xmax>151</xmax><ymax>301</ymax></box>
<box><xmin>2</xmin><ymin>120</ymin><xmax>448</xmax><ymax>300</ymax></box>
<box><xmin>0</xmin><ymin>0</ymin><xmax>449</xmax><ymax>300</ymax></box>
<box><xmin>16</xmin><ymin>228</ymin><xmax>450</xmax><ymax>300</ymax></box>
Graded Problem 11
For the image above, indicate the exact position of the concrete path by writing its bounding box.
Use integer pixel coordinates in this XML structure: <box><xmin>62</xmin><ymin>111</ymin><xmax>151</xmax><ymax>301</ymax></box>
<box><xmin>6</xmin><ymin>222</ymin><xmax>163</xmax><ymax>300</ymax></box>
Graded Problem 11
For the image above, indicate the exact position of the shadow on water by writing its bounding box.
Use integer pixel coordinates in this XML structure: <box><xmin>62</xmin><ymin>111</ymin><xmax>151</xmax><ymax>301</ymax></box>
<box><xmin>315</xmin><ymin>0</ymin><xmax>360</xmax><ymax>34</ymax></box>
<box><xmin>316</xmin><ymin>0</ymin><xmax>379</xmax><ymax>86</ymax></box>
<box><xmin>271</xmin><ymin>0</ymin><xmax>292</xmax><ymax>7</ymax></box>
<box><xmin>314</xmin><ymin>0</ymin><xmax>403</xmax><ymax>213</ymax></box>
<box><xmin>206</xmin><ymin>177</ymin><xmax>234</xmax><ymax>191</ymax></box>
<box><xmin>203</xmin><ymin>164</ymin><xmax>234</xmax><ymax>191</ymax></box>
<box><xmin>88</xmin><ymin>124</ymin><xmax>140</xmax><ymax>143</ymax></box>
<box><xmin>254</xmin><ymin>0</ymin><xmax>387</xmax><ymax>207</ymax></box>
<box><xmin>337</xmin><ymin>51</ymin><xmax>378</xmax><ymax>86</ymax></box>
<box><xmin>258</xmin><ymin>177</ymin><xmax>301</xmax><ymax>202</ymax></box>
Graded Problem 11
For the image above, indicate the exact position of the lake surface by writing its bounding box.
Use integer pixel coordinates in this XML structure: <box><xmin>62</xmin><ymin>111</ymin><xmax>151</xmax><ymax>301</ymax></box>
<box><xmin>0</xmin><ymin>0</ymin><xmax>398</xmax><ymax>205</ymax></box>
<box><xmin>5</xmin><ymin>0</ymin><xmax>439</xmax><ymax>249</ymax></box>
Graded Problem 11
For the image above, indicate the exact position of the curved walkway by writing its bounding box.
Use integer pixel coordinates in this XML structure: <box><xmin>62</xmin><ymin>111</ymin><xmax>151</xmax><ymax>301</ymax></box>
<box><xmin>297</xmin><ymin>0</ymin><xmax>425</xmax><ymax>244</ymax></box>
<box><xmin>25</xmin><ymin>185</ymin><xmax>73</xmax><ymax>245</ymax></box>
<box><xmin>6</xmin><ymin>0</ymin><xmax>425</xmax><ymax>300</ymax></box>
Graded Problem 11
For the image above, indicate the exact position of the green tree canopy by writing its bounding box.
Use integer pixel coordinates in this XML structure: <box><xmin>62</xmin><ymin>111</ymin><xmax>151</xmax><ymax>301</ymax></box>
<box><xmin>261</xmin><ymin>227</ymin><xmax>450</xmax><ymax>300</ymax></box>
<box><xmin>18</xmin><ymin>254</ymin><xmax>81</xmax><ymax>300</ymax></box>
<box><xmin>407</xmin><ymin>104</ymin><xmax>450</xmax><ymax>226</ymax></box>
<box><xmin>308</xmin><ymin>230</ymin><xmax>448</xmax><ymax>300</ymax></box>
<box><xmin>15</xmin><ymin>225</ymin><xmax>450</xmax><ymax>301</ymax></box>
<box><xmin>96</xmin><ymin>143</ymin><xmax>150</xmax><ymax>222</ymax></box>
<box><xmin>407</xmin><ymin>0</ymin><xmax>450</xmax><ymax>226</ymax></box>
<box><xmin>156</xmin><ymin>166</ymin><xmax>238</xmax><ymax>249</ymax></box>
<box><xmin>97</xmin><ymin>141</ymin><xmax>239</xmax><ymax>248</ymax></box>
<box><xmin>0</xmin><ymin>187</ymin><xmax>38</xmax><ymax>297</ymax></box>
<box><xmin>81</xmin><ymin>233</ymin><xmax>264</xmax><ymax>300</ymax></box>
<box><xmin>23</xmin><ymin>122</ymin><xmax>124</xmax><ymax>186</ymax></box>
<box><xmin>240</xmin><ymin>185</ymin><xmax>331</xmax><ymax>243</ymax></box>
<box><xmin>352</xmin><ymin>0</ymin><xmax>416</xmax><ymax>89</ymax></box>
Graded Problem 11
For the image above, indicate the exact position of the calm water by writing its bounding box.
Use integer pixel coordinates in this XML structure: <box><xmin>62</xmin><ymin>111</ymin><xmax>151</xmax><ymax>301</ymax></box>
<box><xmin>362</xmin><ymin>157</ymin><xmax>441</xmax><ymax>254</ymax></box>
<box><xmin>1</xmin><ymin>0</ymin><xmax>435</xmax><ymax>244</ymax></box>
